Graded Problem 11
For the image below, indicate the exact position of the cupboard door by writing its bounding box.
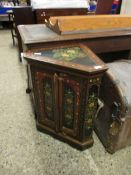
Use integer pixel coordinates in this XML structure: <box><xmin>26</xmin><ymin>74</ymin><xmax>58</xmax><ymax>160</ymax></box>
<box><xmin>34</xmin><ymin>70</ymin><xmax>58</xmax><ymax>130</ymax></box>
<box><xmin>59</xmin><ymin>73</ymin><xmax>81</xmax><ymax>138</ymax></box>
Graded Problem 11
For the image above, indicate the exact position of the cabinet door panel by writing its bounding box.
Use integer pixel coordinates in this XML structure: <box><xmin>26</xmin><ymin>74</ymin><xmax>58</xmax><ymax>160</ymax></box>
<box><xmin>59</xmin><ymin>74</ymin><xmax>81</xmax><ymax>138</ymax></box>
<box><xmin>83</xmin><ymin>84</ymin><xmax>99</xmax><ymax>139</ymax></box>
<box><xmin>34</xmin><ymin>71</ymin><xmax>58</xmax><ymax>130</ymax></box>
<box><xmin>79</xmin><ymin>77</ymin><xmax>100</xmax><ymax>141</ymax></box>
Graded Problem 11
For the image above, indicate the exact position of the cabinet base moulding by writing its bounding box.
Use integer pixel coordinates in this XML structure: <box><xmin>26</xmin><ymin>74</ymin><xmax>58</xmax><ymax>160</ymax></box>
<box><xmin>36</xmin><ymin>122</ymin><xmax>94</xmax><ymax>150</ymax></box>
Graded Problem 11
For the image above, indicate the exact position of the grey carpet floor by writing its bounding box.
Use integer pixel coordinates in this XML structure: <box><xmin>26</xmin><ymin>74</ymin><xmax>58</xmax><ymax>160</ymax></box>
<box><xmin>0</xmin><ymin>30</ymin><xmax>131</xmax><ymax>175</ymax></box>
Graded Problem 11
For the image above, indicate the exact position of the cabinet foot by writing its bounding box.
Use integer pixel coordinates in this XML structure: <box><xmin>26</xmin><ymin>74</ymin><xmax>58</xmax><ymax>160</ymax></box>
<box><xmin>26</xmin><ymin>88</ymin><xmax>31</xmax><ymax>94</ymax></box>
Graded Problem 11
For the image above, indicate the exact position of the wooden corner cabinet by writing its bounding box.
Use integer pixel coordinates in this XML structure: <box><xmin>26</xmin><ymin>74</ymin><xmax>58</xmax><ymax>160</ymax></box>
<box><xmin>24</xmin><ymin>44</ymin><xmax>107</xmax><ymax>150</ymax></box>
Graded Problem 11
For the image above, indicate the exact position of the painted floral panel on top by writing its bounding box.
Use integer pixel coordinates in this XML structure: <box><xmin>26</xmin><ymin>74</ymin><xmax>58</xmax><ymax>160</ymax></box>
<box><xmin>35</xmin><ymin>47</ymin><xmax>96</xmax><ymax>66</ymax></box>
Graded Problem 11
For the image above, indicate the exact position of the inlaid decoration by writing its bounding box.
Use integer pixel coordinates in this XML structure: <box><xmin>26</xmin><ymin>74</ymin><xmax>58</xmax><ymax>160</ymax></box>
<box><xmin>43</xmin><ymin>78</ymin><xmax>54</xmax><ymax>121</ymax></box>
<box><xmin>63</xmin><ymin>84</ymin><xmax>75</xmax><ymax>129</ymax></box>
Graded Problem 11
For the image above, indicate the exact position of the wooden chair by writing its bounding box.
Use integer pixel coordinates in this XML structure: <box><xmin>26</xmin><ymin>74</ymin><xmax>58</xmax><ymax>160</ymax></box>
<box><xmin>7</xmin><ymin>10</ymin><xmax>16</xmax><ymax>46</ymax></box>
<box><xmin>10</xmin><ymin>6</ymin><xmax>34</xmax><ymax>61</ymax></box>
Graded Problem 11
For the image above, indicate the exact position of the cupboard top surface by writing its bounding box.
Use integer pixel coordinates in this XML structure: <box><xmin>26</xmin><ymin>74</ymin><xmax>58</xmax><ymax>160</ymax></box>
<box><xmin>18</xmin><ymin>24</ymin><xmax>131</xmax><ymax>45</ymax></box>
<box><xmin>24</xmin><ymin>44</ymin><xmax>108</xmax><ymax>73</ymax></box>
<box><xmin>33</xmin><ymin>46</ymin><xmax>96</xmax><ymax>66</ymax></box>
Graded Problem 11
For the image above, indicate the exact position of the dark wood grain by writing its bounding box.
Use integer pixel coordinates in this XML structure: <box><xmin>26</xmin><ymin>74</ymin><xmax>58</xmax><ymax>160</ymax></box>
<box><xmin>35</xmin><ymin>8</ymin><xmax>87</xmax><ymax>24</ymax></box>
<box><xmin>95</xmin><ymin>0</ymin><xmax>114</xmax><ymax>14</ymax></box>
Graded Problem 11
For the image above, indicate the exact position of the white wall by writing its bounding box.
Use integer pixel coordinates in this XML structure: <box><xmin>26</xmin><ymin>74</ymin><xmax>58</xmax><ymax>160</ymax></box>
<box><xmin>121</xmin><ymin>0</ymin><xmax>131</xmax><ymax>14</ymax></box>
<box><xmin>31</xmin><ymin>0</ymin><xmax>89</xmax><ymax>9</ymax></box>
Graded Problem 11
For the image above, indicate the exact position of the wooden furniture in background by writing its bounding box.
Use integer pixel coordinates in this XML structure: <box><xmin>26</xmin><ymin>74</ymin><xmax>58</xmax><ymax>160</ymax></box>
<box><xmin>46</xmin><ymin>15</ymin><xmax>131</xmax><ymax>35</ymax></box>
<box><xmin>13</xmin><ymin>6</ymin><xmax>34</xmax><ymax>25</ymax></box>
<box><xmin>117</xmin><ymin>0</ymin><xmax>122</xmax><ymax>14</ymax></box>
<box><xmin>95</xmin><ymin>0</ymin><xmax>114</xmax><ymax>14</ymax></box>
<box><xmin>24</xmin><ymin>44</ymin><xmax>107</xmax><ymax>149</ymax></box>
<box><xmin>11</xmin><ymin>6</ymin><xmax>34</xmax><ymax>59</ymax></box>
<box><xmin>34</xmin><ymin>8</ymin><xmax>88</xmax><ymax>24</ymax></box>
<box><xmin>0</xmin><ymin>0</ymin><xmax>30</xmax><ymax>23</ymax></box>
<box><xmin>18</xmin><ymin>24</ymin><xmax>131</xmax><ymax>58</ymax></box>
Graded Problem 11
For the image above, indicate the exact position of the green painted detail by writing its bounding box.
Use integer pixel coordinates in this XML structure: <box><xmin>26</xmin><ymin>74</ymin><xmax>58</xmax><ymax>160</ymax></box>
<box><xmin>43</xmin><ymin>78</ymin><xmax>54</xmax><ymax>121</ymax></box>
<box><xmin>87</xmin><ymin>93</ymin><xmax>97</xmax><ymax>113</ymax></box>
<box><xmin>52</xmin><ymin>47</ymin><xmax>86</xmax><ymax>61</ymax></box>
<box><xmin>84</xmin><ymin>85</ymin><xmax>98</xmax><ymax>137</ymax></box>
<box><xmin>38</xmin><ymin>46</ymin><xmax>96</xmax><ymax>66</ymax></box>
<box><xmin>63</xmin><ymin>85</ymin><xmax>75</xmax><ymax>129</ymax></box>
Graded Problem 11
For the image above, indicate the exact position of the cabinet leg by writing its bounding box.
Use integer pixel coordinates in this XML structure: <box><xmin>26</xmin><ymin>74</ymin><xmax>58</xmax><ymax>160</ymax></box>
<box><xmin>26</xmin><ymin>88</ymin><xmax>31</xmax><ymax>94</ymax></box>
<box><xmin>128</xmin><ymin>50</ymin><xmax>131</xmax><ymax>60</ymax></box>
<box><xmin>26</xmin><ymin>65</ymin><xmax>31</xmax><ymax>94</ymax></box>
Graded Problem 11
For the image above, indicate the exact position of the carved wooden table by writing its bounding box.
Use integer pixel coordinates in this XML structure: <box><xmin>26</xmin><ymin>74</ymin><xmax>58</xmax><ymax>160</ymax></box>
<box><xmin>24</xmin><ymin>44</ymin><xmax>107</xmax><ymax>150</ymax></box>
